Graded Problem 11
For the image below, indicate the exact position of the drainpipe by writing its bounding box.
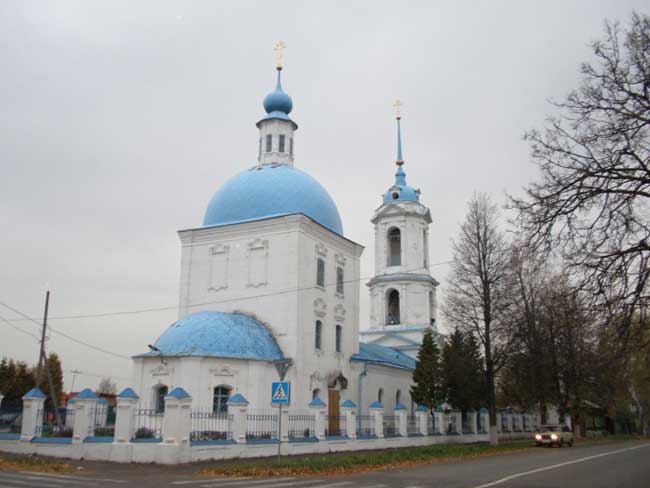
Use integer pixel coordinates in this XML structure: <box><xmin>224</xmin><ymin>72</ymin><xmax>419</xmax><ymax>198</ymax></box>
<box><xmin>357</xmin><ymin>361</ymin><xmax>368</xmax><ymax>433</ymax></box>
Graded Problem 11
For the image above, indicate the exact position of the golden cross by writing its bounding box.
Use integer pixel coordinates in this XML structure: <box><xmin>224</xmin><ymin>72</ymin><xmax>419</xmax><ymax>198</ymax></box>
<box><xmin>393</xmin><ymin>99</ymin><xmax>402</xmax><ymax>118</ymax></box>
<box><xmin>274</xmin><ymin>41</ymin><xmax>286</xmax><ymax>69</ymax></box>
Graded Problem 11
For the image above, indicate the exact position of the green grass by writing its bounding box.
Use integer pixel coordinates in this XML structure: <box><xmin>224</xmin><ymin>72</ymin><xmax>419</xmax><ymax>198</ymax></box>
<box><xmin>0</xmin><ymin>456</ymin><xmax>73</xmax><ymax>473</ymax></box>
<box><xmin>199</xmin><ymin>440</ymin><xmax>533</xmax><ymax>477</ymax></box>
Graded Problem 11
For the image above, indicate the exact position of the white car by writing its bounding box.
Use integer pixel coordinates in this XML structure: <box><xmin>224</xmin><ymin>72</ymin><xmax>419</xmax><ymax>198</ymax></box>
<box><xmin>534</xmin><ymin>425</ymin><xmax>574</xmax><ymax>447</ymax></box>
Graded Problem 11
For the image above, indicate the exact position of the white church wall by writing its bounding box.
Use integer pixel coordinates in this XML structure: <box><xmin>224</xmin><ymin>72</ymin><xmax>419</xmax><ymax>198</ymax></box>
<box><xmin>358</xmin><ymin>364</ymin><xmax>414</xmax><ymax>415</ymax></box>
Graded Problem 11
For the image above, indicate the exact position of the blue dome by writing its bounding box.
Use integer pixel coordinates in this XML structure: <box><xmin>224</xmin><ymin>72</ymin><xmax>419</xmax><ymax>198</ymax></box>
<box><xmin>382</xmin><ymin>166</ymin><xmax>419</xmax><ymax>204</ymax></box>
<box><xmin>203</xmin><ymin>163</ymin><xmax>344</xmax><ymax>235</ymax></box>
<box><xmin>143</xmin><ymin>311</ymin><xmax>284</xmax><ymax>361</ymax></box>
<box><xmin>263</xmin><ymin>69</ymin><xmax>293</xmax><ymax>115</ymax></box>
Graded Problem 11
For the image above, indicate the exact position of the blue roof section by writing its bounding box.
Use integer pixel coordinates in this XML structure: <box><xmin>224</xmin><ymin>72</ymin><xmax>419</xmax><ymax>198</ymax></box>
<box><xmin>351</xmin><ymin>342</ymin><xmax>416</xmax><ymax>371</ymax></box>
<box><xmin>98</xmin><ymin>398</ymin><xmax>108</xmax><ymax>405</ymax></box>
<box><xmin>203</xmin><ymin>163</ymin><xmax>344</xmax><ymax>236</ymax></box>
<box><xmin>117</xmin><ymin>388</ymin><xmax>139</xmax><ymax>399</ymax></box>
<box><xmin>308</xmin><ymin>397</ymin><xmax>326</xmax><ymax>407</ymax></box>
<box><xmin>394</xmin><ymin>403</ymin><xmax>407</xmax><ymax>411</ymax></box>
<box><xmin>167</xmin><ymin>387</ymin><xmax>191</xmax><ymax>399</ymax></box>
<box><xmin>23</xmin><ymin>388</ymin><xmax>46</xmax><ymax>399</ymax></box>
<box><xmin>382</xmin><ymin>166</ymin><xmax>419</xmax><ymax>204</ymax></box>
<box><xmin>369</xmin><ymin>400</ymin><xmax>383</xmax><ymax>409</ymax></box>
<box><xmin>341</xmin><ymin>399</ymin><xmax>356</xmax><ymax>408</ymax></box>
<box><xmin>75</xmin><ymin>388</ymin><xmax>98</xmax><ymax>400</ymax></box>
<box><xmin>137</xmin><ymin>311</ymin><xmax>284</xmax><ymax>361</ymax></box>
<box><xmin>416</xmin><ymin>405</ymin><xmax>427</xmax><ymax>412</ymax></box>
<box><xmin>227</xmin><ymin>393</ymin><xmax>249</xmax><ymax>405</ymax></box>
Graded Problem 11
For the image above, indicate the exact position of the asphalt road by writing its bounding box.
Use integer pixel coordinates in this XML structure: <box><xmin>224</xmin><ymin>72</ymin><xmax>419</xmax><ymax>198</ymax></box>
<box><xmin>1</xmin><ymin>440</ymin><xmax>649</xmax><ymax>488</ymax></box>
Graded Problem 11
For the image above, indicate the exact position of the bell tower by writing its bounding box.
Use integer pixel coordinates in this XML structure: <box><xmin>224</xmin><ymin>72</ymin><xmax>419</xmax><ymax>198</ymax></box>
<box><xmin>360</xmin><ymin>103</ymin><xmax>440</xmax><ymax>358</ymax></box>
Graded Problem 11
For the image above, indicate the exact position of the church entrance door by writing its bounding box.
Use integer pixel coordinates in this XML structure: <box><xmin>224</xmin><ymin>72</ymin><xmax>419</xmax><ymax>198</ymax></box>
<box><xmin>328</xmin><ymin>389</ymin><xmax>341</xmax><ymax>436</ymax></box>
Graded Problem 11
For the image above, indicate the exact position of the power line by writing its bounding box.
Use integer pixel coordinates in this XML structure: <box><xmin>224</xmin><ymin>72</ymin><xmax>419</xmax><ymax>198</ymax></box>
<box><xmin>3</xmin><ymin>259</ymin><xmax>454</xmax><ymax>322</ymax></box>
<box><xmin>0</xmin><ymin>313</ymin><xmax>40</xmax><ymax>341</ymax></box>
<box><xmin>0</xmin><ymin>301</ymin><xmax>130</xmax><ymax>360</ymax></box>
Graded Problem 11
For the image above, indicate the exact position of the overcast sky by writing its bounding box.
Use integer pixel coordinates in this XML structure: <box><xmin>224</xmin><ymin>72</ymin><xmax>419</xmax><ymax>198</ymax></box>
<box><xmin>1</xmin><ymin>1</ymin><xmax>646</xmax><ymax>392</ymax></box>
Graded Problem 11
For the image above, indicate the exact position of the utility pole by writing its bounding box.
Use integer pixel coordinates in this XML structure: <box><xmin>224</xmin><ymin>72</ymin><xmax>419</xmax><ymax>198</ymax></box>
<box><xmin>70</xmin><ymin>369</ymin><xmax>82</xmax><ymax>393</ymax></box>
<box><xmin>35</xmin><ymin>290</ymin><xmax>50</xmax><ymax>387</ymax></box>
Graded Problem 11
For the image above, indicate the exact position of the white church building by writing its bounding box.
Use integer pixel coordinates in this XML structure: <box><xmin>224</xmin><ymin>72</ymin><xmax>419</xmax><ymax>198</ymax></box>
<box><xmin>131</xmin><ymin>55</ymin><xmax>441</xmax><ymax>423</ymax></box>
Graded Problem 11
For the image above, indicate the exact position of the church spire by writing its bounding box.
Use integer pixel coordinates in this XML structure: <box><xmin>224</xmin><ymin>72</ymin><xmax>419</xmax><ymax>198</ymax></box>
<box><xmin>394</xmin><ymin>100</ymin><xmax>404</xmax><ymax>166</ymax></box>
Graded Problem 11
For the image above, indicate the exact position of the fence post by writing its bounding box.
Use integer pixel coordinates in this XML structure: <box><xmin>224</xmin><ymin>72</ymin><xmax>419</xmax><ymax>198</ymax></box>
<box><xmin>455</xmin><ymin>411</ymin><xmax>463</xmax><ymax>435</ymax></box>
<box><xmin>341</xmin><ymin>400</ymin><xmax>357</xmax><ymax>439</ymax></box>
<box><xmin>308</xmin><ymin>397</ymin><xmax>327</xmax><ymax>441</ymax></box>
<box><xmin>469</xmin><ymin>411</ymin><xmax>478</xmax><ymax>434</ymax></box>
<box><xmin>20</xmin><ymin>388</ymin><xmax>45</xmax><ymax>441</ymax></box>
<box><xmin>113</xmin><ymin>388</ymin><xmax>139</xmax><ymax>443</ymax></box>
<box><xmin>162</xmin><ymin>387</ymin><xmax>192</xmax><ymax>445</ymax></box>
<box><xmin>506</xmin><ymin>412</ymin><xmax>513</xmax><ymax>433</ymax></box>
<box><xmin>395</xmin><ymin>403</ymin><xmax>408</xmax><ymax>437</ymax></box>
<box><xmin>416</xmin><ymin>406</ymin><xmax>427</xmax><ymax>435</ymax></box>
<box><xmin>227</xmin><ymin>393</ymin><xmax>249</xmax><ymax>444</ymax></box>
<box><xmin>72</xmin><ymin>388</ymin><xmax>99</xmax><ymax>444</ymax></box>
<box><xmin>435</xmin><ymin>408</ymin><xmax>445</xmax><ymax>435</ymax></box>
<box><xmin>369</xmin><ymin>401</ymin><xmax>384</xmax><ymax>439</ymax></box>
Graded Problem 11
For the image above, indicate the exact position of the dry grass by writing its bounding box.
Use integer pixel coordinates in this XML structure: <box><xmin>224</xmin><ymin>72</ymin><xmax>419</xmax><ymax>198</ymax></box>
<box><xmin>0</xmin><ymin>456</ymin><xmax>74</xmax><ymax>474</ymax></box>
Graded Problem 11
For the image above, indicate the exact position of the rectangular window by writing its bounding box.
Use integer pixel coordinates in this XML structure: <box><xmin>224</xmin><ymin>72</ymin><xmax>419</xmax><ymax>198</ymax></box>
<box><xmin>290</xmin><ymin>137</ymin><xmax>293</xmax><ymax>156</ymax></box>
<box><xmin>278</xmin><ymin>134</ymin><xmax>285</xmax><ymax>153</ymax></box>
<box><xmin>335</xmin><ymin>325</ymin><xmax>342</xmax><ymax>353</ymax></box>
<box><xmin>266</xmin><ymin>134</ymin><xmax>272</xmax><ymax>152</ymax></box>
<box><xmin>258</xmin><ymin>137</ymin><xmax>262</xmax><ymax>158</ymax></box>
<box><xmin>315</xmin><ymin>321</ymin><xmax>322</xmax><ymax>350</ymax></box>
<box><xmin>316</xmin><ymin>258</ymin><xmax>325</xmax><ymax>287</ymax></box>
<box><xmin>336</xmin><ymin>267</ymin><xmax>344</xmax><ymax>295</ymax></box>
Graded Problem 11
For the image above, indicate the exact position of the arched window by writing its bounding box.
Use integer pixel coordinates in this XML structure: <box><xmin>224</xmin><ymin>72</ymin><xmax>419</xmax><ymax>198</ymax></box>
<box><xmin>388</xmin><ymin>227</ymin><xmax>401</xmax><ymax>266</ymax></box>
<box><xmin>279</xmin><ymin>134</ymin><xmax>286</xmax><ymax>153</ymax></box>
<box><xmin>155</xmin><ymin>385</ymin><xmax>168</xmax><ymax>413</ymax></box>
<box><xmin>378</xmin><ymin>388</ymin><xmax>384</xmax><ymax>404</ymax></box>
<box><xmin>316</xmin><ymin>258</ymin><xmax>325</xmax><ymax>287</ymax></box>
<box><xmin>335</xmin><ymin>325</ymin><xmax>342</xmax><ymax>353</ymax></box>
<box><xmin>265</xmin><ymin>134</ymin><xmax>272</xmax><ymax>152</ymax></box>
<box><xmin>396</xmin><ymin>390</ymin><xmax>401</xmax><ymax>407</ymax></box>
<box><xmin>386</xmin><ymin>289</ymin><xmax>400</xmax><ymax>325</ymax></box>
<box><xmin>213</xmin><ymin>386</ymin><xmax>231</xmax><ymax>414</ymax></box>
<box><xmin>312</xmin><ymin>388</ymin><xmax>321</xmax><ymax>400</ymax></box>
<box><xmin>315</xmin><ymin>320</ymin><xmax>322</xmax><ymax>350</ymax></box>
<box><xmin>336</xmin><ymin>267</ymin><xmax>344</xmax><ymax>295</ymax></box>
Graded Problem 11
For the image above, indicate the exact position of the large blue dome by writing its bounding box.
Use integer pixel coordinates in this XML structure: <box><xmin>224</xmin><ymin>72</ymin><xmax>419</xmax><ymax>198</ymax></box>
<box><xmin>203</xmin><ymin>163</ymin><xmax>344</xmax><ymax>235</ymax></box>
<box><xmin>139</xmin><ymin>311</ymin><xmax>285</xmax><ymax>361</ymax></box>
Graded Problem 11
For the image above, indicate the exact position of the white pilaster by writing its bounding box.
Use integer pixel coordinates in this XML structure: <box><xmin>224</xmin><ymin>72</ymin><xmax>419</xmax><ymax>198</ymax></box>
<box><xmin>20</xmin><ymin>388</ymin><xmax>45</xmax><ymax>441</ymax></box>
<box><xmin>227</xmin><ymin>393</ymin><xmax>249</xmax><ymax>444</ymax></box>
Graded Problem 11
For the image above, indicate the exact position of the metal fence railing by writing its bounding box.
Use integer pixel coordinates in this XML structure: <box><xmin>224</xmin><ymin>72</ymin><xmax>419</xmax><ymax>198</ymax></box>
<box><xmin>407</xmin><ymin>415</ymin><xmax>420</xmax><ymax>436</ymax></box>
<box><xmin>446</xmin><ymin>414</ymin><xmax>458</xmax><ymax>434</ymax></box>
<box><xmin>246</xmin><ymin>410</ymin><xmax>278</xmax><ymax>441</ymax></box>
<box><xmin>358</xmin><ymin>414</ymin><xmax>375</xmax><ymax>437</ymax></box>
<box><xmin>325</xmin><ymin>415</ymin><xmax>346</xmax><ymax>437</ymax></box>
<box><xmin>92</xmin><ymin>406</ymin><xmax>115</xmax><ymax>437</ymax></box>
<box><xmin>190</xmin><ymin>410</ymin><xmax>232</xmax><ymax>442</ymax></box>
<box><xmin>383</xmin><ymin>415</ymin><xmax>399</xmax><ymax>437</ymax></box>
<box><xmin>36</xmin><ymin>408</ymin><xmax>74</xmax><ymax>437</ymax></box>
<box><xmin>462</xmin><ymin>414</ymin><xmax>472</xmax><ymax>434</ymax></box>
<box><xmin>133</xmin><ymin>404</ymin><xmax>163</xmax><ymax>440</ymax></box>
<box><xmin>0</xmin><ymin>406</ymin><xmax>22</xmax><ymax>434</ymax></box>
<box><xmin>288</xmin><ymin>411</ymin><xmax>315</xmax><ymax>440</ymax></box>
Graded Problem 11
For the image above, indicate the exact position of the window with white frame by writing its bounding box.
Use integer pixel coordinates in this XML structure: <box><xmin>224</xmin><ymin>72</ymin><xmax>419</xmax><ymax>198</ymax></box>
<box><xmin>278</xmin><ymin>134</ymin><xmax>285</xmax><ymax>152</ymax></box>
<box><xmin>265</xmin><ymin>134</ymin><xmax>272</xmax><ymax>152</ymax></box>
<box><xmin>316</xmin><ymin>258</ymin><xmax>325</xmax><ymax>287</ymax></box>
<box><xmin>336</xmin><ymin>267</ymin><xmax>344</xmax><ymax>295</ymax></box>
<box><xmin>315</xmin><ymin>320</ymin><xmax>322</xmax><ymax>350</ymax></box>
<box><xmin>213</xmin><ymin>386</ymin><xmax>231</xmax><ymax>414</ymax></box>
<box><xmin>335</xmin><ymin>325</ymin><xmax>342</xmax><ymax>353</ymax></box>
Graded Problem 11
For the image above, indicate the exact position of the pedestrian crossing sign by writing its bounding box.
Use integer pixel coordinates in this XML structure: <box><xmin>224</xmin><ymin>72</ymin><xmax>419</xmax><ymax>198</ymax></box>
<box><xmin>271</xmin><ymin>381</ymin><xmax>290</xmax><ymax>404</ymax></box>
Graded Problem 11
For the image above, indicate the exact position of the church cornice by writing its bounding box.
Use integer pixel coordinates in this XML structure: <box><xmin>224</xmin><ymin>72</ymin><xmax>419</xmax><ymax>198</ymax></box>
<box><xmin>371</xmin><ymin>201</ymin><xmax>432</xmax><ymax>224</ymax></box>
<box><xmin>366</xmin><ymin>273</ymin><xmax>439</xmax><ymax>288</ymax></box>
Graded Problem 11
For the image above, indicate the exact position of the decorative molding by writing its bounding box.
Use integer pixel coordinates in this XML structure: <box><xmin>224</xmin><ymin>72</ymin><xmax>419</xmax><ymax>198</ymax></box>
<box><xmin>315</xmin><ymin>242</ymin><xmax>328</xmax><ymax>257</ymax></box>
<box><xmin>334</xmin><ymin>304</ymin><xmax>346</xmax><ymax>321</ymax></box>
<box><xmin>335</xmin><ymin>253</ymin><xmax>347</xmax><ymax>267</ymax></box>
<box><xmin>150</xmin><ymin>364</ymin><xmax>173</xmax><ymax>377</ymax></box>
<box><xmin>209</xmin><ymin>366</ymin><xmax>235</xmax><ymax>377</ymax></box>
<box><xmin>313</xmin><ymin>298</ymin><xmax>327</xmax><ymax>318</ymax></box>
<box><xmin>208</xmin><ymin>244</ymin><xmax>230</xmax><ymax>292</ymax></box>
<box><xmin>246</xmin><ymin>239</ymin><xmax>269</xmax><ymax>287</ymax></box>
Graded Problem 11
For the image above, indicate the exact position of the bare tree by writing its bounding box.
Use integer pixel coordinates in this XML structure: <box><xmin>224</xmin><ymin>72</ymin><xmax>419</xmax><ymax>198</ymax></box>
<box><xmin>511</xmin><ymin>12</ymin><xmax>650</xmax><ymax>340</ymax></box>
<box><xmin>97</xmin><ymin>377</ymin><xmax>117</xmax><ymax>395</ymax></box>
<box><xmin>444</xmin><ymin>193</ymin><xmax>515</xmax><ymax>444</ymax></box>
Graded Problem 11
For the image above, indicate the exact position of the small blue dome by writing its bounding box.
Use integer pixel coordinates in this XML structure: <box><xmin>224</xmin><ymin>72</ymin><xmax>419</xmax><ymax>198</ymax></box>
<box><xmin>144</xmin><ymin>311</ymin><xmax>284</xmax><ymax>361</ymax></box>
<box><xmin>263</xmin><ymin>69</ymin><xmax>293</xmax><ymax>115</ymax></box>
<box><xmin>382</xmin><ymin>166</ymin><xmax>419</xmax><ymax>204</ymax></box>
<box><xmin>203</xmin><ymin>163</ymin><xmax>344</xmax><ymax>235</ymax></box>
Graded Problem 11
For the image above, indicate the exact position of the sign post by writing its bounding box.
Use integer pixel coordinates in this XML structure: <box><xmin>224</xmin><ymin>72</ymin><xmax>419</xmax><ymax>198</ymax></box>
<box><xmin>272</xmin><ymin>358</ymin><xmax>292</xmax><ymax>461</ymax></box>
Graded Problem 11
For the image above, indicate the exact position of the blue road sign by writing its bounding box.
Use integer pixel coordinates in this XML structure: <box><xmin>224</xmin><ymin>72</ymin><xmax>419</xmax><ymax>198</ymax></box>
<box><xmin>271</xmin><ymin>382</ymin><xmax>290</xmax><ymax>404</ymax></box>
